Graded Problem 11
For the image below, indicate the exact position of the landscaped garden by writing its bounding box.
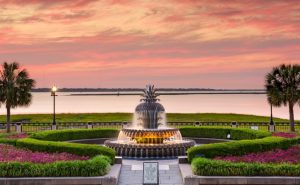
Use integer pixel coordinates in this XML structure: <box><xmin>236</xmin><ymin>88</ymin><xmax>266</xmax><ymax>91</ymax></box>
<box><xmin>182</xmin><ymin>126</ymin><xmax>300</xmax><ymax>176</ymax></box>
<box><xmin>0</xmin><ymin>128</ymin><xmax>118</xmax><ymax>177</ymax></box>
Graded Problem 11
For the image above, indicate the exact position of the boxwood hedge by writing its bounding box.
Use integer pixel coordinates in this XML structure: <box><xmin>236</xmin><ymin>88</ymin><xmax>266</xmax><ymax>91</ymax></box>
<box><xmin>0</xmin><ymin>155</ymin><xmax>110</xmax><ymax>177</ymax></box>
<box><xmin>179</xmin><ymin>126</ymin><xmax>271</xmax><ymax>140</ymax></box>
<box><xmin>187</xmin><ymin>136</ymin><xmax>299</xmax><ymax>162</ymax></box>
<box><xmin>192</xmin><ymin>157</ymin><xmax>300</xmax><ymax>176</ymax></box>
<box><xmin>30</xmin><ymin>128</ymin><xmax>119</xmax><ymax>141</ymax></box>
<box><xmin>0</xmin><ymin>138</ymin><xmax>17</xmax><ymax>146</ymax></box>
<box><xmin>16</xmin><ymin>138</ymin><xmax>115</xmax><ymax>164</ymax></box>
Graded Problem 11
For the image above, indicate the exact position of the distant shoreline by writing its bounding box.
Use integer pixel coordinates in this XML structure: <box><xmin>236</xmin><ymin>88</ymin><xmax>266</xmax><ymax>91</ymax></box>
<box><xmin>68</xmin><ymin>92</ymin><xmax>266</xmax><ymax>96</ymax></box>
<box><xmin>32</xmin><ymin>88</ymin><xmax>265</xmax><ymax>93</ymax></box>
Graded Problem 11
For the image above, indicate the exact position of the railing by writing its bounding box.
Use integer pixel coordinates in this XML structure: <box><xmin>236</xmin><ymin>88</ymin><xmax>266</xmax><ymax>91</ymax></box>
<box><xmin>0</xmin><ymin>121</ymin><xmax>299</xmax><ymax>133</ymax></box>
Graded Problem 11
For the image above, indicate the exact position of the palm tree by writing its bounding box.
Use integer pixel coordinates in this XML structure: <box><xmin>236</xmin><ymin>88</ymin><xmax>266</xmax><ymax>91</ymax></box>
<box><xmin>265</xmin><ymin>64</ymin><xmax>300</xmax><ymax>132</ymax></box>
<box><xmin>0</xmin><ymin>62</ymin><xmax>35</xmax><ymax>133</ymax></box>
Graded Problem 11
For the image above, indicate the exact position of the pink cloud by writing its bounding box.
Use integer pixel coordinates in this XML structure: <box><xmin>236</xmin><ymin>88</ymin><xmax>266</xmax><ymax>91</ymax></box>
<box><xmin>0</xmin><ymin>0</ymin><xmax>300</xmax><ymax>88</ymax></box>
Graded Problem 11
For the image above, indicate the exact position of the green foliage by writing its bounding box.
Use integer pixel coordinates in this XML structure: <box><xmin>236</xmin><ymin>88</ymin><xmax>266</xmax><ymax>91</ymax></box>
<box><xmin>0</xmin><ymin>133</ymin><xmax>8</xmax><ymax>138</ymax></box>
<box><xmin>180</xmin><ymin>126</ymin><xmax>271</xmax><ymax>140</ymax></box>
<box><xmin>0</xmin><ymin>155</ymin><xmax>110</xmax><ymax>177</ymax></box>
<box><xmin>0</xmin><ymin>113</ymin><xmax>289</xmax><ymax>123</ymax></box>
<box><xmin>16</xmin><ymin>138</ymin><xmax>115</xmax><ymax>164</ymax></box>
<box><xmin>192</xmin><ymin>157</ymin><xmax>300</xmax><ymax>176</ymax></box>
<box><xmin>0</xmin><ymin>62</ymin><xmax>35</xmax><ymax>132</ymax></box>
<box><xmin>0</xmin><ymin>138</ymin><xmax>17</xmax><ymax>146</ymax></box>
<box><xmin>30</xmin><ymin>128</ymin><xmax>119</xmax><ymax>141</ymax></box>
<box><xmin>265</xmin><ymin>64</ymin><xmax>300</xmax><ymax>108</ymax></box>
<box><xmin>265</xmin><ymin>64</ymin><xmax>300</xmax><ymax>132</ymax></box>
<box><xmin>187</xmin><ymin>137</ymin><xmax>299</xmax><ymax>162</ymax></box>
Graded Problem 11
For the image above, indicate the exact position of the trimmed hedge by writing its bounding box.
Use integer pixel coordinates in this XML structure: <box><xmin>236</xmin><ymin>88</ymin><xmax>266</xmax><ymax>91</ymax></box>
<box><xmin>16</xmin><ymin>138</ymin><xmax>115</xmax><ymax>164</ymax></box>
<box><xmin>192</xmin><ymin>157</ymin><xmax>300</xmax><ymax>176</ymax></box>
<box><xmin>0</xmin><ymin>155</ymin><xmax>110</xmax><ymax>177</ymax></box>
<box><xmin>0</xmin><ymin>138</ymin><xmax>17</xmax><ymax>146</ymax></box>
<box><xmin>179</xmin><ymin>126</ymin><xmax>271</xmax><ymax>140</ymax></box>
<box><xmin>187</xmin><ymin>136</ymin><xmax>299</xmax><ymax>162</ymax></box>
<box><xmin>30</xmin><ymin>128</ymin><xmax>119</xmax><ymax>141</ymax></box>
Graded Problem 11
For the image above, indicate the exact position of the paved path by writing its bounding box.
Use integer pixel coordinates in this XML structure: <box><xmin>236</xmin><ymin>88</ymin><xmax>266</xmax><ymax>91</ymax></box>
<box><xmin>118</xmin><ymin>159</ymin><xmax>183</xmax><ymax>185</ymax></box>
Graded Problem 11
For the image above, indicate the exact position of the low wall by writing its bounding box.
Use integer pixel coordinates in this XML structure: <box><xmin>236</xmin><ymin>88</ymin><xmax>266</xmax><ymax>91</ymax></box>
<box><xmin>0</xmin><ymin>164</ymin><xmax>121</xmax><ymax>185</ymax></box>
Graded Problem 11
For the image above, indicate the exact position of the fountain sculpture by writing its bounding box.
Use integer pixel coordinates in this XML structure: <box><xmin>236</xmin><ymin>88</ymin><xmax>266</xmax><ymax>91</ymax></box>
<box><xmin>105</xmin><ymin>85</ymin><xmax>195</xmax><ymax>158</ymax></box>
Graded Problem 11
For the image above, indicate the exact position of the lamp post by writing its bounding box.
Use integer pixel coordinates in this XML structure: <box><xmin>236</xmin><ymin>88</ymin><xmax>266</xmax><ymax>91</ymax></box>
<box><xmin>269</xmin><ymin>103</ymin><xmax>276</xmax><ymax>132</ymax></box>
<box><xmin>51</xmin><ymin>86</ymin><xmax>57</xmax><ymax>128</ymax></box>
<box><xmin>270</xmin><ymin>103</ymin><xmax>274</xmax><ymax>125</ymax></box>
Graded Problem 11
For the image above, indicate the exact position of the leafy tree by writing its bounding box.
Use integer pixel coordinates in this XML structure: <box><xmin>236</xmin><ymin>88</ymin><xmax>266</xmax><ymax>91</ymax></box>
<box><xmin>265</xmin><ymin>64</ymin><xmax>300</xmax><ymax>132</ymax></box>
<box><xmin>0</xmin><ymin>62</ymin><xmax>35</xmax><ymax>133</ymax></box>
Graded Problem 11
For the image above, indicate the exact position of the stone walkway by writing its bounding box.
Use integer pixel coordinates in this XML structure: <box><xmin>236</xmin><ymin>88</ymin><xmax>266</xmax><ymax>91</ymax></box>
<box><xmin>118</xmin><ymin>159</ymin><xmax>183</xmax><ymax>185</ymax></box>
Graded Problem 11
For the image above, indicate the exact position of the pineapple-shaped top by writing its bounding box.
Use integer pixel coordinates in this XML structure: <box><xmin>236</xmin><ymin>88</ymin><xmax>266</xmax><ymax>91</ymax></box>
<box><xmin>140</xmin><ymin>84</ymin><xmax>160</xmax><ymax>103</ymax></box>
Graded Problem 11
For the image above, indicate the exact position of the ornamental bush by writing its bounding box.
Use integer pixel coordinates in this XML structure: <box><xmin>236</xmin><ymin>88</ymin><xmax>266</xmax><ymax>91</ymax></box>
<box><xmin>30</xmin><ymin>128</ymin><xmax>119</xmax><ymax>141</ymax></box>
<box><xmin>179</xmin><ymin>126</ymin><xmax>271</xmax><ymax>140</ymax></box>
<box><xmin>16</xmin><ymin>138</ymin><xmax>115</xmax><ymax>164</ymax></box>
<box><xmin>187</xmin><ymin>136</ymin><xmax>299</xmax><ymax>162</ymax></box>
<box><xmin>0</xmin><ymin>138</ymin><xmax>17</xmax><ymax>146</ymax></box>
<box><xmin>192</xmin><ymin>157</ymin><xmax>300</xmax><ymax>176</ymax></box>
<box><xmin>0</xmin><ymin>155</ymin><xmax>110</xmax><ymax>177</ymax></box>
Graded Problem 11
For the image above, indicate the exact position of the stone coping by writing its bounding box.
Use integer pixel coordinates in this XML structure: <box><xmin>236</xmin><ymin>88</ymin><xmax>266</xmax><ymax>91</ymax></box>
<box><xmin>179</xmin><ymin>164</ymin><xmax>300</xmax><ymax>185</ymax></box>
<box><xmin>0</xmin><ymin>164</ymin><xmax>121</xmax><ymax>185</ymax></box>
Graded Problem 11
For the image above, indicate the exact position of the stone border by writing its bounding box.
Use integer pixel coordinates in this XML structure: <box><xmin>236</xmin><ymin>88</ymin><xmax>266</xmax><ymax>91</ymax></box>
<box><xmin>179</xmin><ymin>164</ymin><xmax>300</xmax><ymax>185</ymax></box>
<box><xmin>0</xmin><ymin>164</ymin><xmax>121</xmax><ymax>185</ymax></box>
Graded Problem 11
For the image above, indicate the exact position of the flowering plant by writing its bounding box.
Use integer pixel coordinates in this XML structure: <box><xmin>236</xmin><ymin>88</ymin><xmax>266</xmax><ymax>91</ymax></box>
<box><xmin>215</xmin><ymin>145</ymin><xmax>300</xmax><ymax>164</ymax></box>
<box><xmin>272</xmin><ymin>132</ymin><xmax>298</xmax><ymax>138</ymax></box>
<box><xmin>7</xmin><ymin>133</ymin><xmax>28</xmax><ymax>139</ymax></box>
<box><xmin>0</xmin><ymin>144</ymin><xmax>88</xmax><ymax>163</ymax></box>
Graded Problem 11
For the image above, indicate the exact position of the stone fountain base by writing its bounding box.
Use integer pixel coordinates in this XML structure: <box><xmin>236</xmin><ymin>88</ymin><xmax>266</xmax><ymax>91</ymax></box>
<box><xmin>105</xmin><ymin>139</ymin><xmax>195</xmax><ymax>158</ymax></box>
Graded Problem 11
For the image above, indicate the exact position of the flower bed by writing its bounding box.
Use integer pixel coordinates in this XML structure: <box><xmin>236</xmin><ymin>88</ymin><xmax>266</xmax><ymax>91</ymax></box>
<box><xmin>215</xmin><ymin>145</ymin><xmax>300</xmax><ymax>164</ymax></box>
<box><xmin>273</xmin><ymin>132</ymin><xmax>298</xmax><ymax>138</ymax></box>
<box><xmin>7</xmin><ymin>133</ymin><xmax>28</xmax><ymax>139</ymax></box>
<box><xmin>0</xmin><ymin>144</ymin><xmax>88</xmax><ymax>163</ymax></box>
<box><xmin>187</xmin><ymin>136</ymin><xmax>299</xmax><ymax>162</ymax></box>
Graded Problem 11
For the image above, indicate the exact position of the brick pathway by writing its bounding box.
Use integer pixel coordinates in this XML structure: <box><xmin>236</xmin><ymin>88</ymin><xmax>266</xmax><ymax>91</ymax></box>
<box><xmin>118</xmin><ymin>159</ymin><xmax>183</xmax><ymax>185</ymax></box>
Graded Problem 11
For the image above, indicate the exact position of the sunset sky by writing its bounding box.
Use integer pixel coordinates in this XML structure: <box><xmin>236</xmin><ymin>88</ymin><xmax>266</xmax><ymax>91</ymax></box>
<box><xmin>0</xmin><ymin>0</ymin><xmax>300</xmax><ymax>88</ymax></box>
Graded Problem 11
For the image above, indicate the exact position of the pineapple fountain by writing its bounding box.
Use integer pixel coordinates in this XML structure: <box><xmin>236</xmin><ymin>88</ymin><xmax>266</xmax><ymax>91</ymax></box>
<box><xmin>105</xmin><ymin>85</ymin><xmax>195</xmax><ymax>158</ymax></box>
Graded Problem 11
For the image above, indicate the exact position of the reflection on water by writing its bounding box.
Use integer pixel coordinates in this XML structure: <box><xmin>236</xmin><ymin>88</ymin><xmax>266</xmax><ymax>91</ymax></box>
<box><xmin>0</xmin><ymin>92</ymin><xmax>299</xmax><ymax>120</ymax></box>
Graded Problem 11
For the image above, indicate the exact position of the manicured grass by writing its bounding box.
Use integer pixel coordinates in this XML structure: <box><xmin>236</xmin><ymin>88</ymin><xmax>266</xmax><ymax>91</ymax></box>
<box><xmin>0</xmin><ymin>113</ymin><xmax>288</xmax><ymax>123</ymax></box>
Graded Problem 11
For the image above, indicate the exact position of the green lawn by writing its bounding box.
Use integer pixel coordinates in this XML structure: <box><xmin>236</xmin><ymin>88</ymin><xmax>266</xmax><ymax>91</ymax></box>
<box><xmin>0</xmin><ymin>113</ymin><xmax>289</xmax><ymax>123</ymax></box>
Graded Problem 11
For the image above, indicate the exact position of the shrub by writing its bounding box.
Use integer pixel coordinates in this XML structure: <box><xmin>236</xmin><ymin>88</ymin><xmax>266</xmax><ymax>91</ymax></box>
<box><xmin>187</xmin><ymin>137</ymin><xmax>299</xmax><ymax>162</ymax></box>
<box><xmin>16</xmin><ymin>138</ymin><xmax>115</xmax><ymax>164</ymax></box>
<box><xmin>0</xmin><ymin>155</ymin><xmax>110</xmax><ymax>177</ymax></box>
<box><xmin>192</xmin><ymin>157</ymin><xmax>300</xmax><ymax>176</ymax></box>
<box><xmin>0</xmin><ymin>138</ymin><xmax>17</xmax><ymax>146</ymax></box>
<box><xmin>180</xmin><ymin>126</ymin><xmax>271</xmax><ymax>140</ymax></box>
<box><xmin>30</xmin><ymin>128</ymin><xmax>119</xmax><ymax>141</ymax></box>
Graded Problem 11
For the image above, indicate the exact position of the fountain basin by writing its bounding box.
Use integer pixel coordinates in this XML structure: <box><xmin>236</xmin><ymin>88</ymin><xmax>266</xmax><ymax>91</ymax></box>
<box><xmin>105</xmin><ymin>139</ymin><xmax>195</xmax><ymax>158</ymax></box>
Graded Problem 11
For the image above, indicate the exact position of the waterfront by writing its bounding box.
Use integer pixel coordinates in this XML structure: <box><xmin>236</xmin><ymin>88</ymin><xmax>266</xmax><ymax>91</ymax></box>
<box><xmin>0</xmin><ymin>92</ymin><xmax>299</xmax><ymax>120</ymax></box>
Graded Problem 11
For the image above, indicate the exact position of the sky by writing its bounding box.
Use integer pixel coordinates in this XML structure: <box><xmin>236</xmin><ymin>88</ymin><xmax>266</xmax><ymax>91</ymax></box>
<box><xmin>0</xmin><ymin>0</ymin><xmax>300</xmax><ymax>89</ymax></box>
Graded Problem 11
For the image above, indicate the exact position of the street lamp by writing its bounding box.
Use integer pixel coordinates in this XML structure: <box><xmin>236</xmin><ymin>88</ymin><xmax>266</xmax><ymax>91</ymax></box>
<box><xmin>51</xmin><ymin>86</ymin><xmax>57</xmax><ymax>126</ymax></box>
<box><xmin>270</xmin><ymin>103</ymin><xmax>274</xmax><ymax>125</ymax></box>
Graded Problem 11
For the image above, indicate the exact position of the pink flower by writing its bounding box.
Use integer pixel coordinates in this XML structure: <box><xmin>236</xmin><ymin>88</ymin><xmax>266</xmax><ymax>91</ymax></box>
<box><xmin>215</xmin><ymin>145</ymin><xmax>300</xmax><ymax>164</ymax></box>
<box><xmin>272</xmin><ymin>132</ymin><xmax>298</xmax><ymax>138</ymax></box>
<box><xmin>8</xmin><ymin>133</ymin><xmax>28</xmax><ymax>139</ymax></box>
<box><xmin>0</xmin><ymin>144</ymin><xmax>89</xmax><ymax>163</ymax></box>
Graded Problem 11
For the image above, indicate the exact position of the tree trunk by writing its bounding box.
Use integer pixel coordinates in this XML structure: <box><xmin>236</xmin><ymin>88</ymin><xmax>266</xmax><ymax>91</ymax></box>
<box><xmin>6</xmin><ymin>106</ymin><xmax>11</xmax><ymax>133</ymax></box>
<box><xmin>289</xmin><ymin>103</ymin><xmax>295</xmax><ymax>132</ymax></box>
